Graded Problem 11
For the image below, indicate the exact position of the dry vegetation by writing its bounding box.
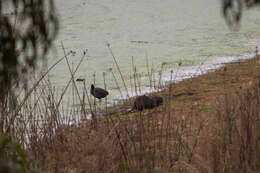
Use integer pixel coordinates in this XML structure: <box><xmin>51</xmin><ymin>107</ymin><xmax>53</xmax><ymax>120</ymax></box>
<box><xmin>1</xmin><ymin>52</ymin><xmax>260</xmax><ymax>173</ymax></box>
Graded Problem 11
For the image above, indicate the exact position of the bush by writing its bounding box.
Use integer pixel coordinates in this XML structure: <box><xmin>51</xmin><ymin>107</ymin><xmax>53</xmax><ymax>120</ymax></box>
<box><xmin>0</xmin><ymin>137</ymin><xmax>40</xmax><ymax>173</ymax></box>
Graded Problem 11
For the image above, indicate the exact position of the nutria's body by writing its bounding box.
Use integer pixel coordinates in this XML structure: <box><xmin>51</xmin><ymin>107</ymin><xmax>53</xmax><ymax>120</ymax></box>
<box><xmin>150</xmin><ymin>95</ymin><xmax>163</xmax><ymax>106</ymax></box>
<box><xmin>133</xmin><ymin>95</ymin><xmax>163</xmax><ymax>111</ymax></box>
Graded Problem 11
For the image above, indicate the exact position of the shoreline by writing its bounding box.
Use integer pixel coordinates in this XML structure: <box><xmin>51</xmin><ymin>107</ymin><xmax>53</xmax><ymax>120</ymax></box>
<box><xmin>116</xmin><ymin>52</ymin><xmax>258</xmax><ymax>99</ymax></box>
<box><xmin>68</xmin><ymin>51</ymin><xmax>259</xmax><ymax>124</ymax></box>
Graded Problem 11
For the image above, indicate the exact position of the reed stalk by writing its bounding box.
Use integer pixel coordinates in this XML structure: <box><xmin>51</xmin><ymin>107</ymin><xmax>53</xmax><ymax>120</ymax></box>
<box><xmin>109</xmin><ymin>68</ymin><xmax>124</xmax><ymax>100</ymax></box>
<box><xmin>103</xmin><ymin>72</ymin><xmax>108</xmax><ymax>116</ymax></box>
<box><xmin>92</xmin><ymin>72</ymin><xmax>97</xmax><ymax>128</ymax></box>
<box><xmin>131</xmin><ymin>56</ymin><xmax>138</xmax><ymax>96</ymax></box>
<box><xmin>61</xmin><ymin>42</ymin><xmax>86</xmax><ymax>116</ymax></box>
<box><xmin>145</xmin><ymin>51</ymin><xmax>152</xmax><ymax>90</ymax></box>
<box><xmin>107</xmin><ymin>43</ymin><xmax>130</xmax><ymax>98</ymax></box>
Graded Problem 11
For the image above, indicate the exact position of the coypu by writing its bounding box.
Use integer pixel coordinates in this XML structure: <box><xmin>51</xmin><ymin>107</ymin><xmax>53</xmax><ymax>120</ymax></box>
<box><xmin>90</xmin><ymin>84</ymin><xmax>109</xmax><ymax>100</ymax></box>
<box><xmin>133</xmin><ymin>95</ymin><xmax>163</xmax><ymax>111</ymax></box>
<box><xmin>150</xmin><ymin>95</ymin><xmax>163</xmax><ymax>106</ymax></box>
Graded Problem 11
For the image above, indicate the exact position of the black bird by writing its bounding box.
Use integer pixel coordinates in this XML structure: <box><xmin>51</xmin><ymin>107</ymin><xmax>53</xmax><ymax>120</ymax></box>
<box><xmin>90</xmin><ymin>84</ymin><xmax>109</xmax><ymax>100</ymax></box>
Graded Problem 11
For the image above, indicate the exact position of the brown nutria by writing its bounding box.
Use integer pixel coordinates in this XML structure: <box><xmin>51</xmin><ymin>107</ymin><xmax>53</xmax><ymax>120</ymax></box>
<box><xmin>133</xmin><ymin>95</ymin><xmax>163</xmax><ymax>111</ymax></box>
<box><xmin>150</xmin><ymin>95</ymin><xmax>163</xmax><ymax>106</ymax></box>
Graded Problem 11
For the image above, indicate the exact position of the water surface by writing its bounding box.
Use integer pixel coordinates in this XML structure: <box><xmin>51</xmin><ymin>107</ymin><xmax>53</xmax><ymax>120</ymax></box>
<box><xmin>48</xmin><ymin>0</ymin><xmax>260</xmax><ymax>105</ymax></box>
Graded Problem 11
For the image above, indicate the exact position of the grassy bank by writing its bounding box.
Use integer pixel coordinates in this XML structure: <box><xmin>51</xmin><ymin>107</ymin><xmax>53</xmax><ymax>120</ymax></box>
<box><xmin>1</xmin><ymin>54</ymin><xmax>260</xmax><ymax>172</ymax></box>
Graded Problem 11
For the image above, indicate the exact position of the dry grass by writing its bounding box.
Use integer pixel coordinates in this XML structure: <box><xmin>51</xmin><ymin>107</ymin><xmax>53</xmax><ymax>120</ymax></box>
<box><xmin>1</xmin><ymin>53</ymin><xmax>260</xmax><ymax>173</ymax></box>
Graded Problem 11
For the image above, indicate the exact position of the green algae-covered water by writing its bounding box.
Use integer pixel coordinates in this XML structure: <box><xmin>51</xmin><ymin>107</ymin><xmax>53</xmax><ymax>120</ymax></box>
<box><xmin>48</xmin><ymin>0</ymin><xmax>260</xmax><ymax>105</ymax></box>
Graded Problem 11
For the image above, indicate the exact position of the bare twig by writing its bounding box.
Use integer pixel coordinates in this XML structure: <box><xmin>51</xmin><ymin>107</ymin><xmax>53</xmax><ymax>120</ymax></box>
<box><xmin>107</xmin><ymin>43</ymin><xmax>129</xmax><ymax>98</ymax></box>
<box><xmin>61</xmin><ymin>42</ymin><xmax>86</xmax><ymax>116</ymax></box>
